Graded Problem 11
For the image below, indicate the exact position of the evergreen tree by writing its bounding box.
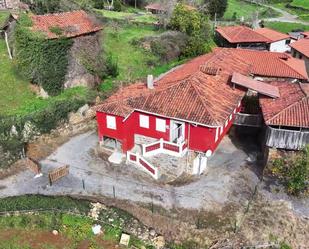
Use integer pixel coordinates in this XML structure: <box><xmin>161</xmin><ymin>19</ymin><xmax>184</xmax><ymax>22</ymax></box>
<box><xmin>203</xmin><ymin>0</ymin><xmax>228</xmax><ymax>19</ymax></box>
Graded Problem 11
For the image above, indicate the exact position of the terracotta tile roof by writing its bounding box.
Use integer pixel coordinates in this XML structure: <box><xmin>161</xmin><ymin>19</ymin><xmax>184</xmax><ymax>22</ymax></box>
<box><xmin>302</xmin><ymin>31</ymin><xmax>309</xmax><ymax>38</ymax></box>
<box><xmin>290</xmin><ymin>38</ymin><xmax>309</xmax><ymax>58</ymax></box>
<box><xmin>260</xmin><ymin>82</ymin><xmax>309</xmax><ymax>128</ymax></box>
<box><xmin>31</xmin><ymin>10</ymin><xmax>102</xmax><ymax>39</ymax></box>
<box><xmin>255</xmin><ymin>27</ymin><xmax>290</xmax><ymax>42</ymax></box>
<box><xmin>96</xmin><ymin>71</ymin><xmax>245</xmax><ymax>127</ymax></box>
<box><xmin>227</xmin><ymin>48</ymin><xmax>308</xmax><ymax>80</ymax></box>
<box><xmin>231</xmin><ymin>72</ymin><xmax>280</xmax><ymax>98</ymax></box>
<box><xmin>96</xmin><ymin>48</ymin><xmax>308</xmax><ymax>127</ymax></box>
<box><xmin>216</xmin><ymin>25</ymin><xmax>269</xmax><ymax>43</ymax></box>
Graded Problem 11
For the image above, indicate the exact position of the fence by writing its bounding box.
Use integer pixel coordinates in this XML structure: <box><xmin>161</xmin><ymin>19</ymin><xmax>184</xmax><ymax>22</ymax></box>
<box><xmin>233</xmin><ymin>113</ymin><xmax>263</xmax><ymax>127</ymax></box>
<box><xmin>126</xmin><ymin>151</ymin><xmax>159</xmax><ymax>179</ymax></box>
<box><xmin>266</xmin><ymin>126</ymin><xmax>309</xmax><ymax>150</ymax></box>
<box><xmin>142</xmin><ymin>138</ymin><xmax>188</xmax><ymax>157</ymax></box>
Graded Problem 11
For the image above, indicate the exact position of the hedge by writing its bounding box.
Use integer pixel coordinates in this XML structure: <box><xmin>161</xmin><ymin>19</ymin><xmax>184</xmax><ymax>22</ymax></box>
<box><xmin>0</xmin><ymin>90</ymin><xmax>94</xmax><ymax>169</ymax></box>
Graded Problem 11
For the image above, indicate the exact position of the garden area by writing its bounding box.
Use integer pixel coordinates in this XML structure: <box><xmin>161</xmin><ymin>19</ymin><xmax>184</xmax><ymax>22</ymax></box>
<box><xmin>264</xmin><ymin>21</ymin><xmax>309</xmax><ymax>33</ymax></box>
<box><xmin>0</xmin><ymin>195</ymin><xmax>156</xmax><ymax>249</ymax></box>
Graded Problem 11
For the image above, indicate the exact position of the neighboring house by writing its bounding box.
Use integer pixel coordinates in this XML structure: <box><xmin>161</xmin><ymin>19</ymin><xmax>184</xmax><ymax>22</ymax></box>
<box><xmin>290</xmin><ymin>38</ymin><xmax>309</xmax><ymax>75</ymax></box>
<box><xmin>260</xmin><ymin>82</ymin><xmax>309</xmax><ymax>150</ymax></box>
<box><xmin>30</xmin><ymin>10</ymin><xmax>103</xmax><ymax>89</ymax></box>
<box><xmin>94</xmin><ymin>48</ymin><xmax>308</xmax><ymax>178</ymax></box>
<box><xmin>215</xmin><ymin>26</ymin><xmax>291</xmax><ymax>52</ymax></box>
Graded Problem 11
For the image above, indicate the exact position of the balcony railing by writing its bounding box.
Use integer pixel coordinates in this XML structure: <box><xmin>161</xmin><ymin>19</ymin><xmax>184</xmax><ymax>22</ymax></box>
<box><xmin>126</xmin><ymin>152</ymin><xmax>159</xmax><ymax>179</ymax></box>
<box><xmin>142</xmin><ymin>138</ymin><xmax>188</xmax><ymax>157</ymax></box>
<box><xmin>266</xmin><ymin>127</ymin><xmax>309</xmax><ymax>150</ymax></box>
<box><xmin>233</xmin><ymin>113</ymin><xmax>263</xmax><ymax>127</ymax></box>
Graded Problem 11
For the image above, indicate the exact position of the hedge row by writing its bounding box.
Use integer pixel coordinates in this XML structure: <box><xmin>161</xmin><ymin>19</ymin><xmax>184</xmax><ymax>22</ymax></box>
<box><xmin>0</xmin><ymin>92</ymin><xmax>93</xmax><ymax>169</ymax></box>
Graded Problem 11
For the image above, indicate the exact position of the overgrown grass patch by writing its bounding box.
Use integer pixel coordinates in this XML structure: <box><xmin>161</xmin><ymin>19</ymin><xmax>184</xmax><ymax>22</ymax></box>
<box><xmin>290</xmin><ymin>0</ymin><xmax>309</xmax><ymax>10</ymax></box>
<box><xmin>264</xmin><ymin>21</ymin><xmax>309</xmax><ymax>33</ymax></box>
<box><xmin>224</xmin><ymin>0</ymin><xmax>280</xmax><ymax>21</ymax></box>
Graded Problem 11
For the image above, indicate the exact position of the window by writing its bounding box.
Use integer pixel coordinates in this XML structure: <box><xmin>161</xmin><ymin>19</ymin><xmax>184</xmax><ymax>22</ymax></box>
<box><xmin>139</xmin><ymin>114</ymin><xmax>149</xmax><ymax>128</ymax></box>
<box><xmin>285</xmin><ymin>39</ymin><xmax>291</xmax><ymax>45</ymax></box>
<box><xmin>156</xmin><ymin>118</ymin><xmax>166</xmax><ymax>132</ymax></box>
<box><xmin>106</xmin><ymin>115</ymin><xmax>116</xmax><ymax>130</ymax></box>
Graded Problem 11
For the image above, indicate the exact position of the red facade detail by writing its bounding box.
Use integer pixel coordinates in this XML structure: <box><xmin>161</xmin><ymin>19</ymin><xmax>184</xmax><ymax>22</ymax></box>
<box><xmin>130</xmin><ymin>154</ymin><xmax>137</xmax><ymax>161</ymax></box>
<box><xmin>145</xmin><ymin>143</ymin><xmax>160</xmax><ymax>152</ymax></box>
<box><xmin>139</xmin><ymin>158</ymin><xmax>155</xmax><ymax>174</ymax></box>
<box><xmin>163</xmin><ymin>143</ymin><xmax>180</xmax><ymax>153</ymax></box>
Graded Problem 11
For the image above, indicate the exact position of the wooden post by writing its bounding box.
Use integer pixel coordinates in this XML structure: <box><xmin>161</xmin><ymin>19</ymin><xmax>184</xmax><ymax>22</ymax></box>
<box><xmin>4</xmin><ymin>32</ymin><xmax>12</xmax><ymax>60</ymax></box>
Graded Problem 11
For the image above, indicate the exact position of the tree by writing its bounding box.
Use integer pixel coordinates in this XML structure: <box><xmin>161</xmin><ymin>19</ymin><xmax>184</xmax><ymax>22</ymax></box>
<box><xmin>202</xmin><ymin>0</ymin><xmax>228</xmax><ymax>19</ymax></box>
<box><xmin>169</xmin><ymin>3</ymin><xmax>211</xmax><ymax>57</ymax></box>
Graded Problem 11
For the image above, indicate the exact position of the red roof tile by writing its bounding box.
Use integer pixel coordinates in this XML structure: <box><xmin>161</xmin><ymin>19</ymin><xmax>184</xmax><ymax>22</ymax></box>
<box><xmin>96</xmin><ymin>48</ymin><xmax>308</xmax><ymax>127</ymax></box>
<box><xmin>290</xmin><ymin>38</ymin><xmax>309</xmax><ymax>58</ymax></box>
<box><xmin>227</xmin><ymin>48</ymin><xmax>308</xmax><ymax>80</ymax></box>
<box><xmin>216</xmin><ymin>25</ymin><xmax>269</xmax><ymax>43</ymax></box>
<box><xmin>260</xmin><ymin>82</ymin><xmax>309</xmax><ymax>128</ymax></box>
<box><xmin>31</xmin><ymin>10</ymin><xmax>102</xmax><ymax>39</ymax></box>
<box><xmin>255</xmin><ymin>27</ymin><xmax>290</xmax><ymax>42</ymax></box>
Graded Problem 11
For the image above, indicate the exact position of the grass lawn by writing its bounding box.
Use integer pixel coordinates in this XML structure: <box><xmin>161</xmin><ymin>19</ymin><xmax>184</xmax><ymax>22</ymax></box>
<box><xmin>224</xmin><ymin>0</ymin><xmax>280</xmax><ymax>21</ymax></box>
<box><xmin>270</xmin><ymin>2</ymin><xmax>309</xmax><ymax>21</ymax></box>
<box><xmin>95</xmin><ymin>9</ymin><xmax>158</xmax><ymax>24</ymax></box>
<box><xmin>0</xmin><ymin>39</ymin><xmax>92</xmax><ymax>115</ymax></box>
<box><xmin>264</xmin><ymin>21</ymin><xmax>309</xmax><ymax>33</ymax></box>
<box><xmin>290</xmin><ymin>0</ymin><xmax>309</xmax><ymax>10</ymax></box>
<box><xmin>0</xmin><ymin>10</ymin><xmax>10</xmax><ymax>27</ymax></box>
<box><xmin>103</xmin><ymin>24</ymin><xmax>162</xmax><ymax>82</ymax></box>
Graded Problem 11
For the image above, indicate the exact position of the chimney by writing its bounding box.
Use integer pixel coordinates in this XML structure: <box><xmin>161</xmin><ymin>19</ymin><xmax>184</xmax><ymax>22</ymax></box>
<box><xmin>147</xmin><ymin>75</ymin><xmax>154</xmax><ymax>89</ymax></box>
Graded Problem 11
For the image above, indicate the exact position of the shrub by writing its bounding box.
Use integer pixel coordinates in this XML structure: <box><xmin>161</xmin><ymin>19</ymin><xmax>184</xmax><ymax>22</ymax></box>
<box><xmin>113</xmin><ymin>0</ymin><xmax>122</xmax><ymax>11</ymax></box>
<box><xmin>269</xmin><ymin>146</ymin><xmax>309</xmax><ymax>195</ymax></box>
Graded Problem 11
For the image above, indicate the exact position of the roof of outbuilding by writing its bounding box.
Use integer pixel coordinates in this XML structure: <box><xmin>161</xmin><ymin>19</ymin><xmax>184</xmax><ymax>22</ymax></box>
<box><xmin>255</xmin><ymin>27</ymin><xmax>290</xmax><ymax>42</ymax></box>
<box><xmin>31</xmin><ymin>10</ymin><xmax>102</xmax><ymax>39</ymax></box>
<box><xmin>260</xmin><ymin>82</ymin><xmax>309</xmax><ymax>128</ymax></box>
<box><xmin>290</xmin><ymin>38</ymin><xmax>309</xmax><ymax>58</ymax></box>
<box><xmin>216</xmin><ymin>25</ymin><xmax>269</xmax><ymax>43</ymax></box>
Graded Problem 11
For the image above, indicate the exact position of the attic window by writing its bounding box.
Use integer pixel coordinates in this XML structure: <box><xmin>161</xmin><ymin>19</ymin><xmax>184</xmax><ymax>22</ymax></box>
<box><xmin>200</xmin><ymin>66</ymin><xmax>221</xmax><ymax>76</ymax></box>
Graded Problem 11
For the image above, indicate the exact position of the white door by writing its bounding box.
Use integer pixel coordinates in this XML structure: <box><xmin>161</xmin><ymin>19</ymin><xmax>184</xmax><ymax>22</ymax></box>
<box><xmin>170</xmin><ymin>121</ymin><xmax>185</xmax><ymax>143</ymax></box>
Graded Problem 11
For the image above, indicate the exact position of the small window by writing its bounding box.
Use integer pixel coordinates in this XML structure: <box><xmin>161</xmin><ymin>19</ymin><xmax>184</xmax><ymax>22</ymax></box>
<box><xmin>106</xmin><ymin>115</ymin><xmax>116</xmax><ymax>130</ymax></box>
<box><xmin>285</xmin><ymin>39</ymin><xmax>291</xmax><ymax>45</ymax></box>
<box><xmin>139</xmin><ymin>114</ymin><xmax>149</xmax><ymax>128</ymax></box>
<box><xmin>156</xmin><ymin>118</ymin><xmax>166</xmax><ymax>132</ymax></box>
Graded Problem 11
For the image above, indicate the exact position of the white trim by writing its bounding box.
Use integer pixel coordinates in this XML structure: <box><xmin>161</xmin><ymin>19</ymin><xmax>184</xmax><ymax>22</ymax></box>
<box><xmin>229</xmin><ymin>114</ymin><xmax>233</xmax><ymax>121</ymax></box>
<box><xmin>215</xmin><ymin>127</ymin><xmax>219</xmax><ymax>142</ymax></box>
<box><xmin>220</xmin><ymin>126</ymin><xmax>223</xmax><ymax>135</ymax></box>
<box><xmin>225</xmin><ymin>120</ymin><xmax>228</xmax><ymax>127</ymax></box>
<box><xmin>139</xmin><ymin>114</ymin><xmax>149</xmax><ymax>128</ymax></box>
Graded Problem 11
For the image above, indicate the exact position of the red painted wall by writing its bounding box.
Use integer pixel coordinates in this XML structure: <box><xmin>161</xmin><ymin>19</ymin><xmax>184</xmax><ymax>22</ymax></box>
<box><xmin>96</xmin><ymin>104</ymin><xmax>241</xmax><ymax>154</ymax></box>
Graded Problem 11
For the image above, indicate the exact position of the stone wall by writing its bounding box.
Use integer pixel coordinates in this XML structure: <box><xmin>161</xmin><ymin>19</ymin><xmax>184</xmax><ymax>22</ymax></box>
<box><xmin>64</xmin><ymin>32</ymin><xmax>102</xmax><ymax>89</ymax></box>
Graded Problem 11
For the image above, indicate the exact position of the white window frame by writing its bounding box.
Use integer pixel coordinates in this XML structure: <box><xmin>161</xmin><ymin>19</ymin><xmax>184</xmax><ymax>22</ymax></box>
<box><xmin>139</xmin><ymin>114</ymin><xmax>149</xmax><ymax>128</ymax></box>
<box><xmin>106</xmin><ymin>115</ymin><xmax>116</xmax><ymax>130</ymax></box>
<box><xmin>156</xmin><ymin>118</ymin><xmax>166</xmax><ymax>132</ymax></box>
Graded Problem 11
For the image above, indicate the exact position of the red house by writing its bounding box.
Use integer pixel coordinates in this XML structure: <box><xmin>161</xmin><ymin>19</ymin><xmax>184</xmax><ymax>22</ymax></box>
<box><xmin>95</xmin><ymin>48</ymin><xmax>308</xmax><ymax>178</ymax></box>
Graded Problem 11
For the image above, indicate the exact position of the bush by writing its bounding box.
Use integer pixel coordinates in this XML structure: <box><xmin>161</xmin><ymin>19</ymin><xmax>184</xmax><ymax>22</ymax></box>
<box><xmin>169</xmin><ymin>3</ymin><xmax>212</xmax><ymax>57</ymax></box>
<box><xmin>269</xmin><ymin>146</ymin><xmax>309</xmax><ymax>195</ymax></box>
<box><xmin>14</xmin><ymin>14</ymin><xmax>73</xmax><ymax>96</ymax></box>
<box><xmin>113</xmin><ymin>0</ymin><xmax>122</xmax><ymax>11</ymax></box>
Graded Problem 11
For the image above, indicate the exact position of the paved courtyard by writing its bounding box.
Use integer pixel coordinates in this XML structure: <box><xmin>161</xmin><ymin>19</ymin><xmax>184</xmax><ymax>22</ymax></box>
<box><xmin>0</xmin><ymin>131</ymin><xmax>262</xmax><ymax>211</ymax></box>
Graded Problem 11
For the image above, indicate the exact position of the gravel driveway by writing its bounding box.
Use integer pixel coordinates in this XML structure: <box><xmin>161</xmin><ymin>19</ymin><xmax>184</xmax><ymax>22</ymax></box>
<box><xmin>0</xmin><ymin>131</ymin><xmax>261</xmax><ymax>210</ymax></box>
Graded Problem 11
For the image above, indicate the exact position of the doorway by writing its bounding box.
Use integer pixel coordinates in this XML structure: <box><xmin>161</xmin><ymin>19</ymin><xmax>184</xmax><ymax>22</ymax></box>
<box><xmin>170</xmin><ymin>120</ymin><xmax>185</xmax><ymax>143</ymax></box>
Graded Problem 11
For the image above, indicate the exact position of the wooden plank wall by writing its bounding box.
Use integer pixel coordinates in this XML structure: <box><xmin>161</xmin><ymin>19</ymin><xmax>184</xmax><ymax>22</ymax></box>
<box><xmin>266</xmin><ymin>127</ymin><xmax>309</xmax><ymax>150</ymax></box>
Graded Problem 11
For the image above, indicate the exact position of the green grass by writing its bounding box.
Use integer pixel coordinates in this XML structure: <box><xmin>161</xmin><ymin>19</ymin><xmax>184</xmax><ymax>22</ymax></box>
<box><xmin>0</xmin><ymin>10</ymin><xmax>10</xmax><ymax>27</ymax></box>
<box><xmin>264</xmin><ymin>21</ymin><xmax>309</xmax><ymax>33</ymax></box>
<box><xmin>103</xmin><ymin>24</ymin><xmax>162</xmax><ymax>82</ymax></box>
<box><xmin>95</xmin><ymin>9</ymin><xmax>158</xmax><ymax>24</ymax></box>
<box><xmin>224</xmin><ymin>0</ymin><xmax>280</xmax><ymax>20</ymax></box>
<box><xmin>290</xmin><ymin>0</ymin><xmax>309</xmax><ymax>10</ymax></box>
<box><xmin>0</xmin><ymin>40</ymin><xmax>93</xmax><ymax>115</ymax></box>
<box><xmin>270</xmin><ymin>2</ymin><xmax>309</xmax><ymax>21</ymax></box>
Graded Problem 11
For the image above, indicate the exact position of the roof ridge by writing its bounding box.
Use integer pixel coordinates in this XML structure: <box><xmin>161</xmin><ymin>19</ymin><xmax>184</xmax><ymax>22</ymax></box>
<box><xmin>32</xmin><ymin>10</ymin><xmax>85</xmax><ymax>17</ymax></box>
